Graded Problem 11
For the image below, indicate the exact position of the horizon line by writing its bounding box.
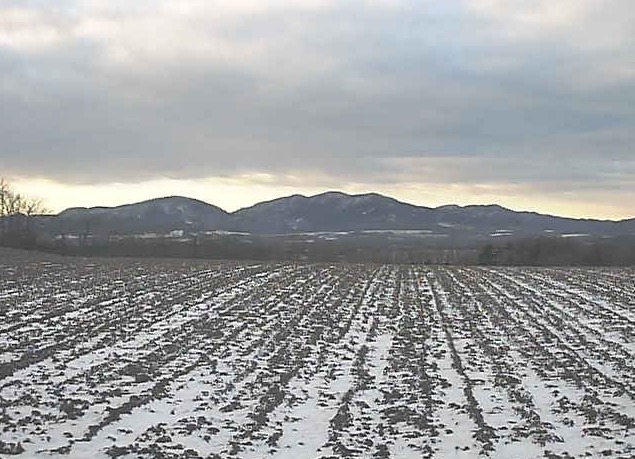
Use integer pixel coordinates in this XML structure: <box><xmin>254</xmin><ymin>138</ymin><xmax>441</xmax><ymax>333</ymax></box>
<box><xmin>50</xmin><ymin>190</ymin><xmax>633</xmax><ymax>223</ymax></box>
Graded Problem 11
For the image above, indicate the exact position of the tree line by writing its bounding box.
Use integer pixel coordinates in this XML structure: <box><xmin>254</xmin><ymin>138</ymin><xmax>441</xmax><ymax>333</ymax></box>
<box><xmin>37</xmin><ymin>233</ymin><xmax>479</xmax><ymax>265</ymax></box>
<box><xmin>477</xmin><ymin>236</ymin><xmax>635</xmax><ymax>266</ymax></box>
<box><xmin>37</xmin><ymin>232</ymin><xmax>635</xmax><ymax>266</ymax></box>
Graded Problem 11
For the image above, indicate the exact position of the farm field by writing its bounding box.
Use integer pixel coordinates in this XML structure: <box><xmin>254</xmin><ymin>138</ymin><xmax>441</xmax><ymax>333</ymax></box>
<box><xmin>0</xmin><ymin>250</ymin><xmax>633</xmax><ymax>458</ymax></box>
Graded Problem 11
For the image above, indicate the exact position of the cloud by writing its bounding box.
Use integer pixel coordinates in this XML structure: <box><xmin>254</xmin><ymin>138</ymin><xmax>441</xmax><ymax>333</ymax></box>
<box><xmin>0</xmin><ymin>0</ymin><xmax>633</xmax><ymax>213</ymax></box>
<box><xmin>0</xmin><ymin>8</ymin><xmax>72</xmax><ymax>52</ymax></box>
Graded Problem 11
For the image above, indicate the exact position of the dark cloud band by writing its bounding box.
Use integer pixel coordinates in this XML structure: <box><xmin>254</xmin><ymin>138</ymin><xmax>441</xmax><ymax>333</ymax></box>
<box><xmin>1</xmin><ymin>1</ymin><xmax>633</xmax><ymax>198</ymax></box>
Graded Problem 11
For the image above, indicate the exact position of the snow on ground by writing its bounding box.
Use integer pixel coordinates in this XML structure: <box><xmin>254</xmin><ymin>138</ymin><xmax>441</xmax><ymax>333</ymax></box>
<box><xmin>0</xmin><ymin>254</ymin><xmax>633</xmax><ymax>458</ymax></box>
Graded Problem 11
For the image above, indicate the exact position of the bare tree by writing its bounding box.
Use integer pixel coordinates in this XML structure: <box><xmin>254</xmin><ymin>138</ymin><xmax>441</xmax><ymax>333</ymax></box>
<box><xmin>0</xmin><ymin>178</ymin><xmax>48</xmax><ymax>244</ymax></box>
<box><xmin>0</xmin><ymin>178</ymin><xmax>9</xmax><ymax>218</ymax></box>
<box><xmin>0</xmin><ymin>178</ymin><xmax>47</xmax><ymax>217</ymax></box>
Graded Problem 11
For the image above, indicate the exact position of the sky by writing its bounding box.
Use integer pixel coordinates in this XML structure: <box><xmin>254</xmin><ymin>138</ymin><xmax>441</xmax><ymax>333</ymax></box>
<box><xmin>1</xmin><ymin>0</ymin><xmax>633</xmax><ymax>219</ymax></box>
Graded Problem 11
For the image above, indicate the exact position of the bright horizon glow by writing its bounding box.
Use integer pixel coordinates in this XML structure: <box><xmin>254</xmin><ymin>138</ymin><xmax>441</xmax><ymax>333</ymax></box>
<box><xmin>11</xmin><ymin>175</ymin><xmax>634</xmax><ymax>221</ymax></box>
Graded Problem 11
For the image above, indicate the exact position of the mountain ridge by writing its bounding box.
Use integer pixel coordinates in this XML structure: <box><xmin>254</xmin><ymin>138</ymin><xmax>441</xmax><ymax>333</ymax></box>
<box><xmin>52</xmin><ymin>192</ymin><xmax>632</xmax><ymax>223</ymax></box>
<box><xmin>30</xmin><ymin>192</ymin><xmax>635</xmax><ymax>240</ymax></box>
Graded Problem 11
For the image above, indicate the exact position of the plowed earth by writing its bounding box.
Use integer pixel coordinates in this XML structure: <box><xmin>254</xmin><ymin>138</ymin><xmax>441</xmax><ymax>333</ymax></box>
<box><xmin>1</xmin><ymin>251</ymin><xmax>633</xmax><ymax>458</ymax></box>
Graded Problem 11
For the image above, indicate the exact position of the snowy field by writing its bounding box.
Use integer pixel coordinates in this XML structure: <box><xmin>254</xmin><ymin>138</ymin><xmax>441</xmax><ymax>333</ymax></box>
<box><xmin>0</xmin><ymin>251</ymin><xmax>633</xmax><ymax>458</ymax></box>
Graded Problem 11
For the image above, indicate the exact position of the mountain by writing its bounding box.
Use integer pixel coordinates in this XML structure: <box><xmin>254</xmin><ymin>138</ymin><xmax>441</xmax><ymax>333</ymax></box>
<box><xmin>229</xmin><ymin>191</ymin><xmax>436</xmax><ymax>233</ymax></box>
<box><xmin>432</xmin><ymin>204</ymin><xmax>634</xmax><ymax>236</ymax></box>
<box><xmin>230</xmin><ymin>192</ymin><xmax>635</xmax><ymax>238</ymax></box>
<box><xmin>39</xmin><ymin>196</ymin><xmax>229</xmax><ymax>235</ymax></box>
<box><xmin>29</xmin><ymin>192</ymin><xmax>635</xmax><ymax>241</ymax></box>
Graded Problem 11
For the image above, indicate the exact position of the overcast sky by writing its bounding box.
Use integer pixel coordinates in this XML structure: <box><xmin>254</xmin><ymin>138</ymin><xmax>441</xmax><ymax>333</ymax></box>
<box><xmin>1</xmin><ymin>0</ymin><xmax>633</xmax><ymax>218</ymax></box>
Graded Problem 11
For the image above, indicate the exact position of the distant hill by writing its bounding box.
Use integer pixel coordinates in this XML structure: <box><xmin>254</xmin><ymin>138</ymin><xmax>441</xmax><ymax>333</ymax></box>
<box><xmin>229</xmin><ymin>191</ymin><xmax>436</xmax><ymax>233</ymax></box>
<box><xmin>30</xmin><ymin>192</ymin><xmax>635</xmax><ymax>242</ymax></box>
<box><xmin>37</xmin><ymin>196</ymin><xmax>228</xmax><ymax>236</ymax></box>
